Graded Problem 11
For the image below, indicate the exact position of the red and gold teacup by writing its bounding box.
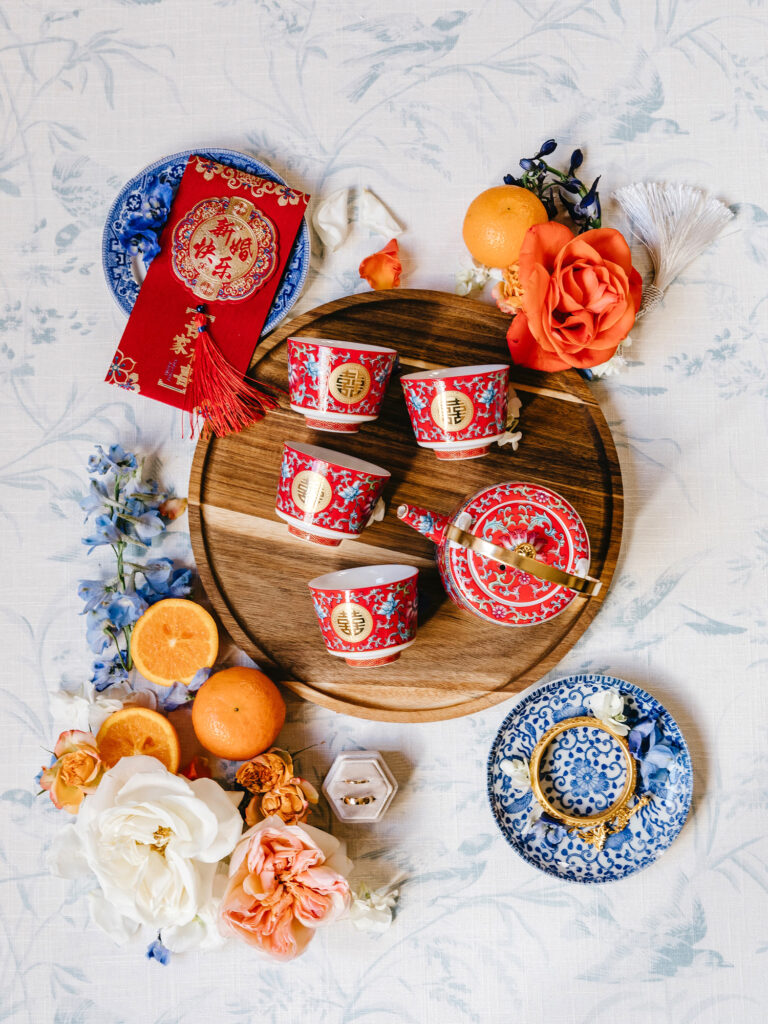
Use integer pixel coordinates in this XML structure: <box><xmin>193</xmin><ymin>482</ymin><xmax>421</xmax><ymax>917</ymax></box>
<box><xmin>287</xmin><ymin>337</ymin><xmax>397</xmax><ymax>433</ymax></box>
<box><xmin>275</xmin><ymin>441</ymin><xmax>390</xmax><ymax>546</ymax></box>
<box><xmin>400</xmin><ymin>363</ymin><xmax>511</xmax><ymax>460</ymax></box>
<box><xmin>308</xmin><ymin>564</ymin><xmax>418</xmax><ymax>666</ymax></box>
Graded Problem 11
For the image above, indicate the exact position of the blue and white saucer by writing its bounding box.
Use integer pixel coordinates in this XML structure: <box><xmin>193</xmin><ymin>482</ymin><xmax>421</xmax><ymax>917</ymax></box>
<box><xmin>487</xmin><ymin>674</ymin><xmax>693</xmax><ymax>883</ymax></box>
<box><xmin>101</xmin><ymin>148</ymin><xmax>310</xmax><ymax>333</ymax></box>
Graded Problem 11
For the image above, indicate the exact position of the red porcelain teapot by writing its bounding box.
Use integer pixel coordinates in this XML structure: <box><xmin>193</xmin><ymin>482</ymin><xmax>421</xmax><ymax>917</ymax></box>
<box><xmin>397</xmin><ymin>481</ymin><xmax>601</xmax><ymax>627</ymax></box>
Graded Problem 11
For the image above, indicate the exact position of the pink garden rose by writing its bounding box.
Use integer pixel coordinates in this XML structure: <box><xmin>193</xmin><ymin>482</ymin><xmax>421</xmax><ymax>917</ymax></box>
<box><xmin>219</xmin><ymin>816</ymin><xmax>352</xmax><ymax>960</ymax></box>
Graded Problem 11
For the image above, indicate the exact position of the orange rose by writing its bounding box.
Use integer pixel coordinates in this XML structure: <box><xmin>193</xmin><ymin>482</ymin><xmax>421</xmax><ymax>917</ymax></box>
<box><xmin>244</xmin><ymin>777</ymin><xmax>319</xmax><ymax>827</ymax></box>
<box><xmin>506</xmin><ymin>223</ymin><xmax>642</xmax><ymax>372</ymax></box>
<box><xmin>359</xmin><ymin>238</ymin><xmax>402</xmax><ymax>290</ymax></box>
<box><xmin>236</xmin><ymin>749</ymin><xmax>294</xmax><ymax>793</ymax></box>
<box><xmin>39</xmin><ymin>730</ymin><xmax>103</xmax><ymax>813</ymax></box>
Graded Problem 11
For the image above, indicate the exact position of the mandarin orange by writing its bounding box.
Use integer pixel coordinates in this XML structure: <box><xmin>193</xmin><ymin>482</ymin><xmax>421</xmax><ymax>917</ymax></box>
<box><xmin>191</xmin><ymin>667</ymin><xmax>286</xmax><ymax>760</ymax></box>
<box><xmin>131</xmin><ymin>598</ymin><xmax>219</xmax><ymax>687</ymax></box>
<box><xmin>462</xmin><ymin>185</ymin><xmax>548</xmax><ymax>268</ymax></box>
<box><xmin>97</xmin><ymin>707</ymin><xmax>181</xmax><ymax>772</ymax></box>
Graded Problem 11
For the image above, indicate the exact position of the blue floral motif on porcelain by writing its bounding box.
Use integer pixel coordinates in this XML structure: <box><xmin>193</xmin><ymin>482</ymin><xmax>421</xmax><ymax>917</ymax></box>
<box><xmin>487</xmin><ymin>674</ymin><xmax>693</xmax><ymax>883</ymax></box>
<box><xmin>101</xmin><ymin>148</ymin><xmax>310</xmax><ymax>334</ymax></box>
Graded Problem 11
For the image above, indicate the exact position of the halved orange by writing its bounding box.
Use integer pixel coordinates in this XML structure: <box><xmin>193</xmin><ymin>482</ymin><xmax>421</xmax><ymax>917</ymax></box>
<box><xmin>130</xmin><ymin>598</ymin><xmax>219</xmax><ymax>687</ymax></box>
<box><xmin>97</xmin><ymin>707</ymin><xmax>181</xmax><ymax>773</ymax></box>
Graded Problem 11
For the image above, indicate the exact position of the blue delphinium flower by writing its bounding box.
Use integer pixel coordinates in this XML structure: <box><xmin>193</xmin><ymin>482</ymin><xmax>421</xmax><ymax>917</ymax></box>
<box><xmin>137</xmin><ymin>566</ymin><xmax>192</xmax><ymax>604</ymax></box>
<box><xmin>86</xmin><ymin>611</ymin><xmax>112</xmax><ymax>655</ymax></box>
<box><xmin>105</xmin><ymin>592</ymin><xmax>148</xmax><ymax>629</ymax></box>
<box><xmin>629</xmin><ymin>717</ymin><xmax>680</xmax><ymax>796</ymax></box>
<box><xmin>146</xmin><ymin>936</ymin><xmax>171</xmax><ymax>965</ymax></box>
<box><xmin>504</xmin><ymin>139</ymin><xmax>602</xmax><ymax>233</ymax></box>
<box><xmin>139</xmin><ymin>558</ymin><xmax>174</xmax><ymax>591</ymax></box>
<box><xmin>80</xmin><ymin>479</ymin><xmax>110</xmax><ymax>519</ymax></box>
<box><xmin>78</xmin><ymin>444</ymin><xmax>191</xmax><ymax>691</ymax></box>
<box><xmin>159</xmin><ymin>668</ymin><xmax>209</xmax><ymax>712</ymax></box>
<box><xmin>92</xmin><ymin>655</ymin><xmax>129</xmax><ymax>691</ymax></box>
<box><xmin>77</xmin><ymin>579</ymin><xmax>111</xmax><ymax>614</ymax></box>
<box><xmin>131</xmin><ymin>510</ymin><xmax>165</xmax><ymax>545</ymax></box>
<box><xmin>83</xmin><ymin>513</ymin><xmax>123</xmax><ymax>551</ymax></box>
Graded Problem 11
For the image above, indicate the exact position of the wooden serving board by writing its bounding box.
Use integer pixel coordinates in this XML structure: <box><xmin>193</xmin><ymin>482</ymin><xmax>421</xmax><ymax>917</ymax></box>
<box><xmin>189</xmin><ymin>289</ymin><xmax>623</xmax><ymax>722</ymax></box>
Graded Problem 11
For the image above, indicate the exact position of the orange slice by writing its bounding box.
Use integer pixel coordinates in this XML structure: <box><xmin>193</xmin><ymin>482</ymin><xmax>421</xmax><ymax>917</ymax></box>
<box><xmin>130</xmin><ymin>598</ymin><xmax>219</xmax><ymax>687</ymax></box>
<box><xmin>97</xmin><ymin>707</ymin><xmax>181</xmax><ymax>773</ymax></box>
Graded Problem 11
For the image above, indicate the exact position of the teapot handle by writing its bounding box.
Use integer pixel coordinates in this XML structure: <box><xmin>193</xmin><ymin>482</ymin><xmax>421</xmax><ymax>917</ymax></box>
<box><xmin>444</xmin><ymin>524</ymin><xmax>602</xmax><ymax>597</ymax></box>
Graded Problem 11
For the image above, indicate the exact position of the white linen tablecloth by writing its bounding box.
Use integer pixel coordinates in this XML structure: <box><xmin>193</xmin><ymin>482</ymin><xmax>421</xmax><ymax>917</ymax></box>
<box><xmin>1</xmin><ymin>1</ymin><xmax>767</xmax><ymax>1021</ymax></box>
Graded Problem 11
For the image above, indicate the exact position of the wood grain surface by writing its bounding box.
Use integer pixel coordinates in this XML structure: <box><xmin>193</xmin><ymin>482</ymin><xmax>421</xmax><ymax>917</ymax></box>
<box><xmin>188</xmin><ymin>289</ymin><xmax>623</xmax><ymax>722</ymax></box>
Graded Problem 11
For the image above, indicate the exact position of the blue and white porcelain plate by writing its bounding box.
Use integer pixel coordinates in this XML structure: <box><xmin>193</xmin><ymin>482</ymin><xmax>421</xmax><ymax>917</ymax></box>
<box><xmin>101</xmin><ymin>148</ymin><xmax>310</xmax><ymax>333</ymax></box>
<box><xmin>487</xmin><ymin>674</ymin><xmax>693</xmax><ymax>883</ymax></box>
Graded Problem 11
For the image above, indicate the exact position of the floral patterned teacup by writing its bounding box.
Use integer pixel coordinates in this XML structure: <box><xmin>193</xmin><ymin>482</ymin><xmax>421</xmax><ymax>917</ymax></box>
<box><xmin>275</xmin><ymin>441</ymin><xmax>389</xmax><ymax>546</ymax></box>
<box><xmin>308</xmin><ymin>564</ymin><xmax>418</xmax><ymax>666</ymax></box>
<box><xmin>400</xmin><ymin>363</ymin><xmax>512</xmax><ymax>460</ymax></box>
<box><xmin>287</xmin><ymin>337</ymin><xmax>397</xmax><ymax>433</ymax></box>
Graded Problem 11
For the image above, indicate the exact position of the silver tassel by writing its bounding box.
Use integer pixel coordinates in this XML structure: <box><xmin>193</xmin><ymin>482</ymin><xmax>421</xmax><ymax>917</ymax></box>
<box><xmin>614</xmin><ymin>182</ymin><xmax>734</xmax><ymax>319</ymax></box>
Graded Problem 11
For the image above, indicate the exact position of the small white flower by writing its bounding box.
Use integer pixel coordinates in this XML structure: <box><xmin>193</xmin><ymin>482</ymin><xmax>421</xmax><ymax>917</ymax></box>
<box><xmin>455</xmin><ymin>260</ymin><xmax>491</xmax><ymax>295</ymax></box>
<box><xmin>500</xmin><ymin>757</ymin><xmax>532</xmax><ymax>791</ymax></box>
<box><xmin>590</xmin><ymin>337</ymin><xmax>632</xmax><ymax>378</ymax></box>
<box><xmin>49</xmin><ymin>681</ymin><xmax>156</xmax><ymax>734</ymax></box>
<box><xmin>497</xmin><ymin>430</ymin><xmax>522</xmax><ymax>451</ymax></box>
<box><xmin>585</xmin><ymin>687</ymin><xmax>629</xmax><ymax>736</ymax></box>
<box><xmin>349</xmin><ymin>882</ymin><xmax>400</xmax><ymax>935</ymax></box>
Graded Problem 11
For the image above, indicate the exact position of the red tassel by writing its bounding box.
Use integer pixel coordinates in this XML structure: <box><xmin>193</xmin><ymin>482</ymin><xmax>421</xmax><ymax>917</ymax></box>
<box><xmin>187</xmin><ymin>307</ymin><xmax>280</xmax><ymax>438</ymax></box>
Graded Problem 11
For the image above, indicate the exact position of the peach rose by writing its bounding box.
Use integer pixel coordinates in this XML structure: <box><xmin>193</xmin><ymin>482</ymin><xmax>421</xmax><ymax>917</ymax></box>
<box><xmin>40</xmin><ymin>730</ymin><xmax>103</xmax><ymax>813</ymax></box>
<box><xmin>359</xmin><ymin>238</ymin><xmax>402</xmax><ymax>290</ymax></box>
<box><xmin>245</xmin><ymin>778</ymin><xmax>319</xmax><ymax>828</ymax></box>
<box><xmin>236</xmin><ymin>749</ymin><xmax>294</xmax><ymax>793</ymax></box>
<box><xmin>506</xmin><ymin>223</ymin><xmax>642</xmax><ymax>372</ymax></box>
<box><xmin>220</xmin><ymin>817</ymin><xmax>352</xmax><ymax>960</ymax></box>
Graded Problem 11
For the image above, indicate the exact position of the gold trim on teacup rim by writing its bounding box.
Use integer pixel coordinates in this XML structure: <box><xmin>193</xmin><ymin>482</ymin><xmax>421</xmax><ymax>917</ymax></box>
<box><xmin>529</xmin><ymin>716</ymin><xmax>651</xmax><ymax>850</ymax></box>
<box><xmin>444</xmin><ymin>524</ymin><xmax>602</xmax><ymax>596</ymax></box>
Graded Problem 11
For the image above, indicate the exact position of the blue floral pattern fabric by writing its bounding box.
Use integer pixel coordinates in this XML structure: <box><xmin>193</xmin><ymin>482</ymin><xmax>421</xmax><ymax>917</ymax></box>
<box><xmin>1</xmin><ymin>0</ymin><xmax>767</xmax><ymax>1021</ymax></box>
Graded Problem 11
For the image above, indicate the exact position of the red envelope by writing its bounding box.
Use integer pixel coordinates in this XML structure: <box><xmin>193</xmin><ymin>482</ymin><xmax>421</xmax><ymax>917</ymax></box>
<box><xmin>106</xmin><ymin>155</ymin><xmax>309</xmax><ymax>433</ymax></box>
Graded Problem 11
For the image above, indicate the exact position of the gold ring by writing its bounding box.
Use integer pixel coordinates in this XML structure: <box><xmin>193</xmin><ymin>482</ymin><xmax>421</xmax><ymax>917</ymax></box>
<box><xmin>342</xmin><ymin>778</ymin><xmax>370</xmax><ymax>785</ymax></box>
<box><xmin>444</xmin><ymin>524</ymin><xmax>601</xmax><ymax>596</ymax></box>
<box><xmin>342</xmin><ymin>794</ymin><xmax>376</xmax><ymax>806</ymax></box>
<box><xmin>529</xmin><ymin>717</ymin><xmax>636</xmax><ymax>829</ymax></box>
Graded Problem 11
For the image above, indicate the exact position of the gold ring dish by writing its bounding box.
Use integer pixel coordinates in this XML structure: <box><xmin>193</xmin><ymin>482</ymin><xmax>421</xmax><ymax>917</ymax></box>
<box><xmin>529</xmin><ymin>717</ymin><xmax>652</xmax><ymax>851</ymax></box>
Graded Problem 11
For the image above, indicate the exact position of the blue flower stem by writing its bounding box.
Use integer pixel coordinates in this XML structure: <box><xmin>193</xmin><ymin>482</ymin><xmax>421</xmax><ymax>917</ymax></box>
<box><xmin>112</xmin><ymin>541</ymin><xmax>134</xmax><ymax>670</ymax></box>
<box><xmin>105</xmin><ymin>627</ymin><xmax>130</xmax><ymax>673</ymax></box>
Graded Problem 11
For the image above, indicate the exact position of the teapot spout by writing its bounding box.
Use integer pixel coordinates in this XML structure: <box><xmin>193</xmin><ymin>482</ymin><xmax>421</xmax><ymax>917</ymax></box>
<box><xmin>396</xmin><ymin>503</ymin><xmax>448</xmax><ymax>544</ymax></box>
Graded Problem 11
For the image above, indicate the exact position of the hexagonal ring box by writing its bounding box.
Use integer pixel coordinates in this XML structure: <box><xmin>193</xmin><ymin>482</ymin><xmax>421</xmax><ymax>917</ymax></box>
<box><xmin>322</xmin><ymin>750</ymin><xmax>398</xmax><ymax>822</ymax></box>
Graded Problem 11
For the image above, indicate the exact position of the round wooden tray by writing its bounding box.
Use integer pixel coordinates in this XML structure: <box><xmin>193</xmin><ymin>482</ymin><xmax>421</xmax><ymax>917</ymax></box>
<box><xmin>189</xmin><ymin>289</ymin><xmax>623</xmax><ymax>722</ymax></box>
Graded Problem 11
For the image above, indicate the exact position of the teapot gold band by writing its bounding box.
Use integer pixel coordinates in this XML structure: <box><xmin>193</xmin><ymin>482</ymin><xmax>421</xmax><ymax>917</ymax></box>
<box><xmin>444</xmin><ymin>525</ymin><xmax>602</xmax><ymax>596</ymax></box>
<box><xmin>529</xmin><ymin>717</ymin><xmax>652</xmax><ymax>851</ymax></box>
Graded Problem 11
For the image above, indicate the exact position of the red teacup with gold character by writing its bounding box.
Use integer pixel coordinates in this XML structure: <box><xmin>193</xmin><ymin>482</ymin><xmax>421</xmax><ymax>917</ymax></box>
<box><xmin>400</xmin><ymin>363</ymin><xmax>510</xmax><ymax>460</ymax></box>
<box><xmin>287</xmin><ymin>337</ymin><xmax>397</xmax><ymax>433</ymax></box>
<box><xmin>275</xmin><ymin>441</ymin><xmax>390</xmax><ymax>546</ymax></box>
<box><xmin>308</xmin><ymin>565</ymin><xmax>418</xmax><ymax>666</ymax></box>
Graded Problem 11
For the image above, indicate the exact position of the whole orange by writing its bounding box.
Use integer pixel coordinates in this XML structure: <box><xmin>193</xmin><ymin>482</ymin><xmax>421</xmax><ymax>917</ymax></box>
<box><xmin>191</xmin><ymin>667</ymin><xmax>286</xmax><ymax>760</ymax></box>
<box><xmin>462</xmin><ymin>185</ymin><xmax>548</xmax><ymax>268</ymax></box>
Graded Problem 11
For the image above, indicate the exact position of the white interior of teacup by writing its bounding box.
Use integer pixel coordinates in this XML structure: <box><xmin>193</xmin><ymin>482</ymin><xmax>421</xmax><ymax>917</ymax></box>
<box><xmin>289</xmin><ymin>337</ymin><xmax>397</xmax><ymax>355</ymax></box>
<box><xmin>308</xmin><ymin>564</ymin><xmax>417</xmax><ymax>591</ymax></box>
<box><xmin>401</xmin><ymin>363</ymin><xmax>508</xmax><ymax>382</ymax></box>
<box><xmin>284</xmin><ymin>441</ymin><xmax>390</xmax><ymax>478</ymax></box>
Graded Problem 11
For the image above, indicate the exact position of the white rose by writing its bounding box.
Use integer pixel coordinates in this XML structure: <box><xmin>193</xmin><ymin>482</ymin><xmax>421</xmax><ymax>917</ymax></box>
<box><xmin>50</xmin><ymin>755</ymin><xmax>242</xmax><ymax>946</ymax></box>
